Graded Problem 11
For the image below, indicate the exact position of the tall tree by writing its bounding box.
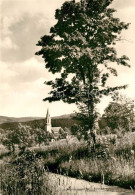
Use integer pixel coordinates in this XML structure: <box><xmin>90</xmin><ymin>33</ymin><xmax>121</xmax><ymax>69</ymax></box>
<box><xmin>36</xmin><ymin>0</ymin><xmax>130</xmax><ymax>145</ymax></box>
<box><xmin>102</xmin><ymin>93</ymin><xmax>135</xmax><ymax>133</ymax></box>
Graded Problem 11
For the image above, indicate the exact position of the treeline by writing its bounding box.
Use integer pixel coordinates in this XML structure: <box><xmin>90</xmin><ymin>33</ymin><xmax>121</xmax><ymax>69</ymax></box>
<box><xmin>0</xmin><ymin>118</ymin><xmax>79</xmax><ymax>131</ymax></box>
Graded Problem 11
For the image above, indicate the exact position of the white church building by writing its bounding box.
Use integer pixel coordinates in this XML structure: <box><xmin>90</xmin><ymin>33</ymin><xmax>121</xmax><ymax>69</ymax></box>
<box><xmin>45</xmin><ymin>109</ymin><xmax>62</xmax><ymax>137</ymax></box>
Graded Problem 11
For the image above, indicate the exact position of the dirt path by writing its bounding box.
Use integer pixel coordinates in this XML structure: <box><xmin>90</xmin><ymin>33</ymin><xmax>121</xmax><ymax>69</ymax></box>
<box><xmin>48</xmin><ymin>173</ymin><xmax>134</xmax><ymax>195</ymax></box>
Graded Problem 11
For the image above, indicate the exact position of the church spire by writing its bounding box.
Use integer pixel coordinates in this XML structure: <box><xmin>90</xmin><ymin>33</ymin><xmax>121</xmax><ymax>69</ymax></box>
<box><xmin>46</xmin><ymin>108</ymin><xmax>50</xmax><ymax>118</ymax></box>
<box><xmin>45</xmin><ymin>108</ymin><xmax>52</xmax><ymax>133</ymax></box>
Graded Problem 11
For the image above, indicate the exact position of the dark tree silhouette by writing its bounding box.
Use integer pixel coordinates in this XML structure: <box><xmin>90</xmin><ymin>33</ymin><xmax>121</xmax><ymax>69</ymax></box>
<box><xmin>36</xmin><ymin>0</ymin><xmax>130</xmax><ymax>145</ymax></box>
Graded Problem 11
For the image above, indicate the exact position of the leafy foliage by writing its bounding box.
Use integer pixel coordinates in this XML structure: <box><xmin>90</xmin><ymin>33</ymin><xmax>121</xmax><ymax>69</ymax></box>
<box><xmin>102</xmin><ymin>93</ymin><xmax>135</xmax><ymax>132</ymax></box>
<box><xmin>0</xmin><ymin>151</ymin><xmax>52</xmax><ymax>195</ymax></box>
<box><xmin>1</xmin><ymin>123</ymin><xmax>53</xmax><ymax>152</ymax></box>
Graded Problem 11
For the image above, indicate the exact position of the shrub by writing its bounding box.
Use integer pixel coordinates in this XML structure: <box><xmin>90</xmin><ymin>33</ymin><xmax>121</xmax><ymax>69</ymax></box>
<box><xmin>0</xmin><ymin>151</ymin><xmax>52</xmax><ymax>195</ymax></box>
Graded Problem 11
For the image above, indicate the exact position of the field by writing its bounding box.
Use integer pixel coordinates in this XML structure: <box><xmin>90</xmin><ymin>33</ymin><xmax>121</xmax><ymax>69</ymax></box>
<box><xmin>32</xmin><ymin>133</ymin><xmax>135</xmax><ymax>189</ymax></box>
<box><xmin>0</xmin><ymin>124</ymin><xmax>135</xmax><ymax>194</ymax></box>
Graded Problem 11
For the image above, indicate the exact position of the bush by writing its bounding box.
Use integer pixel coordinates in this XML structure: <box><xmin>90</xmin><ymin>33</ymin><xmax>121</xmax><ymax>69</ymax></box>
<box><xmin>0</xmin><ymin>151</ymin><xmax>52</xmax><ymax>195</ymax></box>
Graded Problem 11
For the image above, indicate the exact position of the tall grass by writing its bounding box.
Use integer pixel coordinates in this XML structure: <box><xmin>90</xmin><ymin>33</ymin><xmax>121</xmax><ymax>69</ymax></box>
<box><xmin>33</xmin><ymin>132</ymin><xmax>135</xmax><ymax>189</ymax></box>
<box><xmin>60</xmin><ymin>157</ymin><xmax>135</xmax><ymax>188</ymax></box>
<box><xmin>0</xmin><ymin>132</ymin><xmax>135</xmax><ymax>193</ymax></box>
<box><xmin>0</xmin><ymin>151</ymin><xmax>53</xmax><ymax>195</ymax></box>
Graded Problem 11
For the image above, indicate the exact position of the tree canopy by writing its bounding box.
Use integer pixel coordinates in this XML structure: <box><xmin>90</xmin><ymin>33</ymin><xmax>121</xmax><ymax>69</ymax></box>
<box><xmin>36</xmin><ymin>0</ymin><xmax>130</xmax><ymax>144</ymax></box>
<box><xmin>102</xmin><ymin>93</ymin><xmax>135</xmax><ymax>133</ymax></box>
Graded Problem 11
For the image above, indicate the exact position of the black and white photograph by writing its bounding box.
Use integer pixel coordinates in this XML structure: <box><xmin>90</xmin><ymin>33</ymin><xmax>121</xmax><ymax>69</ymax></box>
<box><xmin>0</xmin><ymin>0</ymin><xmax>135</xmax><ymax>194</ymax></box>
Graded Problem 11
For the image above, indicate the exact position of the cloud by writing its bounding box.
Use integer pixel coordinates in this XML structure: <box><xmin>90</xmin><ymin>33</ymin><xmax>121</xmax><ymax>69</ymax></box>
<box><xmin>0</xmin><ymin>0</ymin><xmax>66</xmax><ymax>62</ymax></box>
<box><xmin>1</xmin><ymin>36</ymin><xmax>18</xmax><ymax>49</ymax></box>
<box><xmin>0</xmin><ymin>80</ymin><xmax>49</xmax><ymax>117</ymax></box>
<box><xmin>112</xmin><ymin>0</ymin><xmax>135</xmax><ymax>9</ymax></box>
<box><xmin>0</xmin><ymin>14</ymin><xmax>51</xmax><ymax>62</ymax></box>
<box><xmin>0</xmin><ymin>58</ymin><xmax>52</xmax><ymax>117</ymax></box>
<box><xmin>1</xmin><ymin>0</ymin><xmax>65</xmax><ymax>17</ymax></box>
<box><xmin>0</xmin><ymin>67</ymin><xmax>67</xmax><ymax>117</ymax></box>
<box><xmin>0</xmin><ymin>58</ymin><xmax>52</xmax><ymax>84</ymax></box>
<box><xmin>0</xmin><ymin>16</ymin><xmax>20</xmax><ymax>35</ymax></box>
<box><xmin>0</xmin><ymin>61</ymin><xmax>17</xmax><ymax>81</ymax></box>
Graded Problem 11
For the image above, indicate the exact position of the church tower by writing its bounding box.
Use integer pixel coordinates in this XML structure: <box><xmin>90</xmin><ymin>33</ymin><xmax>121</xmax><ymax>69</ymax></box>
<box><xmin>45</xmin><ymin>108</ymin><xmax>52</xmax><ymax>133</ymax></box>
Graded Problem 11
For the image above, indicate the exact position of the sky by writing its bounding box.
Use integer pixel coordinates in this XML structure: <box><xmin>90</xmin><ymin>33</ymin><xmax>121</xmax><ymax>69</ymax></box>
<box><xmin>0</xmin><ymin>0</ymin><xmax>135</xmax><ymax>117</ymax></box>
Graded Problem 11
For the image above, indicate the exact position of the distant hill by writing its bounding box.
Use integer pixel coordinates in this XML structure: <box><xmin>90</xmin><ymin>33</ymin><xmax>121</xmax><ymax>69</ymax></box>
<box><xmin>52</xmin><ymin>113</ymin><xmax>76</xmax><ymax>119</ymax></box>
<box><xmin>0</xmin><ymin>113</ymin><xmax>76</xmax><ymax>124</ymax></box>
<box><xmin>0</xmin><ymin>116</ymin><xmax>44</xmax><ymax>124</ymax></box>
<box><xmin>0</xmin><ymin>113</ymin><xmax>78</xmax><ymax>130</ymax></box>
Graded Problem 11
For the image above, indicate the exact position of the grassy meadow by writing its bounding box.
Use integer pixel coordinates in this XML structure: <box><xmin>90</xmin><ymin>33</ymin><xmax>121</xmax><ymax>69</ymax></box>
<box><xmin>0</xmin><ymin>127</ymin><xmax>135</xmax><ymax>194</ymax></box>
<box><xmin>32</xmin><ymin>133</ymin><xmax>135</xmax><ymax>189</ymax></box>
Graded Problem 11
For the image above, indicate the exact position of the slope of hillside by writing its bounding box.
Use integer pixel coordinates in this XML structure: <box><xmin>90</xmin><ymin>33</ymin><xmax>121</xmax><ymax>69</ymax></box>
<box><xmin>0</xmin><ymin>113</ymin><xmax>76</xmax><ymax>125</ymax></box>
<box><xmin>52</xmin><ymin>113</ymin><xmax>76</xmax><ymax>119</ymax></box>
<box><xmin>0</xmin><ymin>113</ymin><xmax>78</xmax><ymax>130</ymax></box>
<box><xmin>0</xmin><ymin>116</ymin><xmax>44</xmax><ymax>124</ymax></box>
